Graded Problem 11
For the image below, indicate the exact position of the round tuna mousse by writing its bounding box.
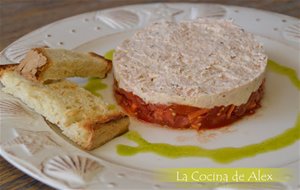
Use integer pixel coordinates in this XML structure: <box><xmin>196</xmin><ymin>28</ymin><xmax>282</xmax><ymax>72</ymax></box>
<box><xmin>113</xmin><ymin>18</ymin><xmax>267</xmax><ymax>130</ymax></box>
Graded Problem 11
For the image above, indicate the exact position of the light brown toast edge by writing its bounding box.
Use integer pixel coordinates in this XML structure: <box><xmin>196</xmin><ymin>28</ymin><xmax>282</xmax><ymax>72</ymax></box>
<box><xmin>15</xmin><ymin>48</ymin><xmax>48</xmax><ymax>82</ymax></box>
<box><xmin>89</xmin><ymin>52</ymin><xmax>112</xmax><ymax>78</ymax></box>
<box><xmin>0</xmin><ymin>63</ymin><xmax>129</xmax><ymax>151</ymax></box>
<box><xmin>80</xmin><ymin>112</ymin><xmax>129</xmax><ymax>150</ymax></box>
<box><xmin>16</xmin><ymin>48</ymin><xmax>113</xmax><ymax>82</ymax></box>
<box><xmin>0</xmin><ymin>64</ymin><xmax>18</xmax><ymax>77</ymax></box>
<box><xmin>83</xmin><ymin>115</ymin><xmax>129</xmax><ymax>150</ymax></box>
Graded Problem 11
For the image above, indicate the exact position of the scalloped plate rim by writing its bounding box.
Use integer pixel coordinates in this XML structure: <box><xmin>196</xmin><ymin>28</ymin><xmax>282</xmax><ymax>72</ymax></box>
<box><xmin>0</xmin><ymin>3</ymin><xmax>299</xmax><ymax>189</ymax></box>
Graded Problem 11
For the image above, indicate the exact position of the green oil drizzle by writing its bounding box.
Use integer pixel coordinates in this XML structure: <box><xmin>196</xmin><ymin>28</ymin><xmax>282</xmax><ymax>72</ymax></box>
<box><xmin>116</xmin><ymin>59</ymin><xmax>300</xmax><ymax>163</ymax></box>
<box><xmin>107</xmin><ymin>104</ymin><xmax>117</xmax><ymax>110</ymax></box>
<box><xmin>104</xmin><ymin>49</ymin><xmax>115</xmax><ymax>61</ymax></box>
<box><xmin>117</xmin><ymin>114</ymin><xmax>299</xmax><ymax>163</ymax></box>
<box><xmin>83</xmin><ymin>49</ymin><xmax>114</xmax><ymax>97</ymax></box>
<box><xmin>267</xmin><ymin>59</ymin><xmax>300</xmax><ymax>90</ymax></box>
<box><xmin>84</xmin><ymin>77</ymin><xmax>107</xmax><ymax>97</ymax></box>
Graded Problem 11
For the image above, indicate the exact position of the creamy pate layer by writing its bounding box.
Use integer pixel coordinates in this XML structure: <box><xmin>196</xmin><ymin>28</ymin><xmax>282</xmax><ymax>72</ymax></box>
<box><xmin>113</xmin><ymin>19</ymin><xmax>267</xmax><ymax>108</ymax></box>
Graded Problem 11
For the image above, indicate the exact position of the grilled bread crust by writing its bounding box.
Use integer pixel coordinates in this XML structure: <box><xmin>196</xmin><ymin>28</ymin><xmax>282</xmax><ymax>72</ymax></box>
<box><xmin>16</xmin><ymin>48</ymin><xmax>112</xmax><ymax>82</ymax></box>
<box><xmin>0</xmin><ymin>64</ymin><xmax>128</xmax><ymax>150</ymax></box>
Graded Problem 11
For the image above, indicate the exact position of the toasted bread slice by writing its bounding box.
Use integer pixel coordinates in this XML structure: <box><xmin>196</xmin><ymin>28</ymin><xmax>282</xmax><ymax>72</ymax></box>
<box><xmin>0</xmin><ymin>66</ymin><xmax>129</xmax><ymax>150</ymax></box>
<box><xmin>16</xmin><ymin>48</ymin><xmax>112</xmax><ymax>82</ymax></box>
<box><xmin>0</xmin><ymin>64</ymin><xmax>18</xmax><ymax>76</ymax></box>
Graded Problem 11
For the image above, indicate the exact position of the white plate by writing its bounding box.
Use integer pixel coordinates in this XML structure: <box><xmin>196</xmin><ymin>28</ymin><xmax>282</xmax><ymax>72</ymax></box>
<box><xmin>0</xmin><ymin>3</ymin><xmax>299</xmax><ymax>189</ymax></box>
